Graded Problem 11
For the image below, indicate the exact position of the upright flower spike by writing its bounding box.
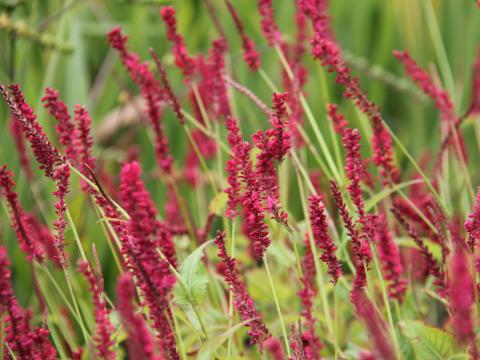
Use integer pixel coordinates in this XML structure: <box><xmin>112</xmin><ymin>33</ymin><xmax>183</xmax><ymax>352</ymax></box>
<box><xmin>311</xmin><ymin>29</ymin><xmax>399</xmax><ymax>183</ymax></box>
<box><xmin>120</xmin><ymin>161</ymin><xmax>176</xmax><ymax>267</ymax></box>
<box><xmin>215</xmin><ymin>231</ymin><xmax>269</xmax><ymax>347</ymax></box>
<box><xmin>225</xmin><ymin>116</ymin><xmax>244</xmax><ymax>218</ymax></box>
<box><xmin>448</xmin><ymin>241</ymin><xmax>476</xmax><ymax>352</ymax></box>
<box><xmin>225</xmin><ymin>1</ymin><xmax>261</xmax><ymax>71</ymax></box>
<box><xmin>42</xmin><ymin>87</ymin><xmax>77</xmax><ymax>162</ymax></box>
<box><xmin>343</xmin><ymin>128</ymin><xmax>366</xmax><ymax>219</ymax></box>
<box><xmin>350</xmin><ymin>287</ymin><xmax>395</xmax><ymax>360</ymax></box>
<box><xmin>78</xmin><ymin>261</ymin><xmax>115</xmax><ymax>360</ymax></box>
<box><xmin>258</xmin><ymin>0</ymin><xmax>282</xmax><ymax>46</ymax></box>
<box><xmin>0</xmin><ymin>247</ymin><xmax>57</xmax><ymax>359</ymax></box>
<box><xmin>309</xmin><ymin>194</ymin><xmax>342</xmax><ymax>283</ymax></box>
<box><xmin>73</xmin><ymin>105</ymin><xmax>95</xmax><ymax>174</ymax></box>
<box><xmin>330</xmin><ymin>180</ymin><xmax>371</xmax><ymax>265</ymax></box>
<box><xmin>52</xmin><ymin>162</ymin><xmax>70</xmax><ymax>267</ymax></box>
<box><xmin>327</xmin><ymin>103</ymin><xmax>348</xmax><ymax>136</ymax></box>
<box><xmin>374</xmin><ymin>214</ymin><xmax>407</xmax><ymax>302</ymax></box>
<box><xmin>1</xmin><ymin>84</ymin><xmax>62</xmax><ymax>178</ymax></box>
<box><xmin>117</xmin><ymin>274</ymin><xmax>161</xmax><ymax>360</ymax></box>
<box><xmin>466</xmin><ymin>186</ymin><xmax>480</xmax><ymax>250</ymax></box>
<box><xmin>107</xmin><ymin>27</ymin><xmax>173</xmax><ymax>174</ymax></box>
<box><xmin>392</xmin><ymin>208</ymin><xmax>448</xmax><ymax>296</ymax></box>
<box><xmin>0</xmin><ymin>165</ymin><xmax>45</xmax><ymax>262</ymax></box>
<box><xmin>208</xmin><ymin>37</ymin><xmax>231</xmax><ymax>118</ymax></box>
<box><xmin>263</xmin><ymin>336</ymin><xmax>285</xmax><ymax>360</ymax></box>
<box><xmin>297</xmin><ymin>235</ymin><xmax>324</xmax><ymax>359</ymax></box>
<box><xmin>160</xmin><ymin>6</ymin><xmax>196</xmax><ymax>78</ymax></box>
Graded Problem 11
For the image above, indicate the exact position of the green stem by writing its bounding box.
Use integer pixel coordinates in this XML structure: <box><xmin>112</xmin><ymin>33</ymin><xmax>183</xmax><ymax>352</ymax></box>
<box><xmin>263</xmin><ymin>253</ymin><xmax>291</xmax><ymax>357</ymax></box>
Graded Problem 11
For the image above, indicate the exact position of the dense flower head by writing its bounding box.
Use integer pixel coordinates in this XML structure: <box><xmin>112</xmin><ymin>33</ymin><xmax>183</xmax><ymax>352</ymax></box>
<box><xmin>215</xmin><ymin>231</ymin><xmax>269</xmax><ymax>347</ymax></box>
<box><xmin>0</xmin><ymin>247</ymin><xmax>57</xmax><ymax>359</ymax></box>
<box><xmin>78</xmin><ymin>260</ymin><xmax>115</xmax><ymax>359</ymax></box>
<box><xmin>160</xmin><ymin>6</ymin><xmax>196</xmax><ymax>77</ymax></box>
<box><xmin>42</xmin><ymin>87</ymin><xmax>77</xmax><ymax>162</ymax></box>
<box><xmin>394</xmin><ymin>50</ymin><xmax>455</xmax><ymax>123</ymax></box>
<box><xmin>225</xmin><ymin>116</ymin><xmax>244</xmax><ymax>217</ymax></box>
<box><xmin>52</xmin><ymin>162</ymin><xmax>70</xmax><ymax>267</ymax></box>
<box><xmin>350</xmin><ymin>287</ymin><xmax>395</xmax><ymax>360</ymax></box>
<box><xmin>225</xmin><ymin>1</ymin><xmax>261</xmax><ymax>71</ymax></box>
<box><xmin>117</xmin><ymin>274</ymin><xmax>161</xmax><ymax>360</ymax></box>
<box><xmin>309</xmin><ymin>194</ymin><xmax>342</xmax><ymax>283</ymax></box>
<box><xmin>263</xmin><ymin>336</ymin><xmax>285</xmax><ymax>360</ymax></box>
<box><xmin>312</xmin><ymin>36</ymin><xmax>398</xmax><ymax>183</ymax></box>
<box><xmin>298</xmin><ymin>236</ymin><xmax>324</xmax><ymax>359</ymax></box>
<box><xmin>448</xmin><ymin>244</ymin><xmax>475</xmax><ymax>343</ymax></box>
<box><xmin>0</xmin><ymin>165</ymin><xmax>45</xmax><ymax>262</ymax></box>
<box><xmin>466</xmin><ymin>186</ymin><xmax>480</xmax><ymax>250</ymax></box>
<box><xmin>343</xmin><ymin>128</ymin><xmax>366</xmax><ymax>217</ymax></box>
<box><xmin>73</xmin><ymin>105</ymin><xmax>95</xmax><ymax>173</ymax></box>
<box><xmin>119</xmin><ymin>161</ymin><xmax>177</xmax><ymax>267</ymax></box>
<box><xmin>1</xmin><ymin>84</ymin><xmax>62</xmax><ymax>178</ymax></box>
<box><xmin>374</xmin><ymin>214</ymin><xmax>407</xmax><ymax>302</ymax></box>
<box><xmin>392</xmin><ymin>207</ymin><xmax>448</xmax><ymax>296</ymax></box>
<box><xmin>268</xmin><ymin>92</ymin><xmax>291</xmax><ymax>161</ymax></box>
<box><xmin>208</xmin><ymin>37</ymin><xmax>231</xmax><ymax>118</ymax></box>
<box><xmin>330</xmin><ymin>180</ymin><xmax>371</xmax><ymax>265</ymax></box>
<box><xmin>258</xmin><ymin>0</ymin><xmax>282</xmax><ymax>46</ymax></box>
<box><xmin>327</xmin><ymin>103</ymin><xmax>348</xmax><ymax>136</ymax></box>
<box><xmin>107</xmin><ymin>27</ymin><xmax>173</xmax><ymax>174</ymax></box>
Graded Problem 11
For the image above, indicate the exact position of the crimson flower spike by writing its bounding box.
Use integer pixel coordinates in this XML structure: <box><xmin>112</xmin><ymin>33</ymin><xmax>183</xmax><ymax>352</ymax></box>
<box><xmin>309</xmin><ymin>194</ymin><xmax>342</xmax><ymax>283</ymax></box>
<box><xmin>42</xmin><ymin>87</ymin><xmax>78</xmax><ymax>162</ymax></box>
<box><xmin>330</xmin><ymin>180</ymin><xmax>371</xmax><ymax>265</ymax></box>
<box><xmin>0</xmin><ymin>165</ymin><xmax>45</xmax><ymax>263</ymax></box>
<box><xmin>119</xmin><ymin>161</ymin><xmax>177</xmax><ymax>267</ymax></box>
<box><xmin>263</xmin><ymin>336</ymin><xmax>286</xmax><ymax>360</ymax></box>
<box><xmin>374</xmin><ymin>213</ymin><xmax>407</xmax><ymax>302</ymax></box>
<box><xmin>0</xmin><ymin>247</ymin><xmax>57</xmax><ymax>359</ymax></box>
<box><xmin>160</xmin><ymin>6</ymin><xmax>196</xmax><ymax>78</ymax></box>
<box><xmin>465</xmin><ymin>186</ymin><xmax>480</xmax><ymax>250</ymax></box>
<box><xmin>448</xmin><ymin>239</ymin><xmax>477</xmax><ymax>356</ymax></box>
<box><xmin>224</xmin><ymin>116</ymin><xmax>244</xmax><ymax>218</ymax></box>
<box><xmin>215</xmin><ymin>231</ymin><xmax>269</xmax><ymax>347</ymax></box>
<box><xmin>310</xmin><ymin>11</ymin><xmax>399</xmax><ymax>184</ymax></box>
<box><xmin>117</xmin><ymin>274</ymin><xmax>161</xmax><ymax>360</ymax></box>
<box><xmin>391</xmin><ymin>207</ymin><xmax>448</xmax><ymax>297</ymax></box>
<box><xmin>78</xmin><ymin>260</ymin><xmax>115</xmax><ymax>360</ymax></box>
<box><xmin>150</xmin><ymin>48</ymin><xmax>186</xmax><ymax>125</ymax></box>
<box><xmin>394</xmin><ymin>50</ymin><xmax>467</xmax><ymax>162</ymax></box>
<box><xmin>107</xmin><ymin>28</ymin><xmax>173</xmax><ymax>174</ymax></box>
<box><xmin>0</xmin><ymin>84</ymin><xmax>62</xmax><ymax>178</ymax></box>
<box><xmin>225</xmin><ymin>0</ymin><xmax>261</xmax><ymax>71</ymax></box>
<box><xmin>327</xmin><ymin>103</ymin><xmax>348</xmax><ymax>136</ymax></box>
<box><xmin>73</xmin><ymin>105</ymin><xmax>96</xmax><ymax>174</ymax></box>
<box><xmin>297</xmin><ymin>235</ymin><xmax>324</xmax><ymax>359</ymax></box>
<box><xmin>258</xmin><ymin>0</ymin><xmax>282</xmax><ymax>47</ymax></box>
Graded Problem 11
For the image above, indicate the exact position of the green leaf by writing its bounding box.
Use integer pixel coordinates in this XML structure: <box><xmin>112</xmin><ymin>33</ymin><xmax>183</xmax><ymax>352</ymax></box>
<box><xmin>174</xmin><ymin>240</ymin><xmax>214</xmax><ymax>306</ymax></box>
<box><xmin>400</xmin><ymin>320</ymin><xmax>457</xmax><ymax>360</ymax></box>
<box><xmin>197</xmin><ymin>319</ymin><xmax>253</xmax><ymax>360</ymax></box>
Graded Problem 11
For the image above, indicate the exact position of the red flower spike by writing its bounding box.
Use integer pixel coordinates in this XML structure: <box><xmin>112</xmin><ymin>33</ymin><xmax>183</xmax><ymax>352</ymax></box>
<box><xmin>215</xmin><ymin>231</ymin><xmax>269</xmax><ymax>347</ymax></box>
<box><xmin>258</xmin><ymin>0</ymin><xmax>282</xmax><ymax>47</ymax></box>
<box><xmin>309</xmin><ymin>194</ymin><xmax>342</xmax><ymax>283</ymax></box>
<box><xmin>117</xmin><ymin>274</ymin><xmax>161</xmax><ymax>360</ymax></box>
<box><xmin>42</xmin><ymin>87</ymin><xmax>78</xmax><ymax>162</ymax></box>
<box><xmin>78</xmin><ymin>261</ymin><xmax>115</xmax><ymax>359</ymax></box>
<box><xmin>225</xmin><ymin>1</ymin><xmax>261</xmax><ymax>71</ymax></box>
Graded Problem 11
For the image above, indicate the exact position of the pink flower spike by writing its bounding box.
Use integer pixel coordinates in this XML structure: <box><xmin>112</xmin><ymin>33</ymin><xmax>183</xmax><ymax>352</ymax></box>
<box><xmin>74</xmin><ymin>104</ymin><xmax>96</xmax><ymax>173</ymax></box>
<box><xmin>258</xmin><ymin>0</ymin><xmax>282</xmax><ymax>47</ymax></box>
<box><xmin>327</xmin><ymin>103</ymin><xmax>348</xmax><ymax>136</ymax></box>
<box><xmin>225</xmin><ymin>1</ymin><xmax>261</xmax><ymax>71</ymax></box>
<box><xmin>52</xmin><ymin>162</ymin><xmax>70</xmax><ymax>267</ymax></box>
<box><xmin>117</xmin><ymin>274</ymin><xmax>161</xmax><ymax>360</ymax></box>
<box><xmin>1</xmin><ymin>84</ymin><xmax>62</xmax><ymax>178</ymax></box>
<box><xmin>42</xmin><ymin>87</ymin><xmax>78</xmax><ymax>162</ymax></box>
<box><xmin>263</xmin><ymin>336</ymin><xmax>285</xmax><ymax>360</ymax></box>
<box><xmin>215</xmin><ymin>230</ymin><xmax>269</xmax><ymax>347</ymax></box>
<box><xmin>466</xmin><ymin>186</ymin><xmax>480</xmax><ymax>250</ymax></box>
<box><xmin>78</xmin><ymin>260</ymin><xmax>115</xmax><ymax>360</ymax></box>
<box><xmin>374</xmin><ymin>214</ymin><xmax>407</xmax><ymax>302</ymax></box>
<box><xmin>309</xmin><ymin>194</ymin><xmax>342</xmax><ymax>283</ymax></box>
<box><xmin>0</xmin><ymin>165</ymin><xmax>45</xmax><ymax>263</ymax></box>
<box><xmin>160</xmin><ymin>6</ymin><xmax>196</xmax><ymax>78</ymax></box>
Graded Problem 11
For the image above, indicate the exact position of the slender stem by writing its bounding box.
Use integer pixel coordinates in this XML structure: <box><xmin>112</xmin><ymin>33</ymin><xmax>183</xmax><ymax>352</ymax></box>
<box><xmin>263</xmin><ymin>253</ymin><xmax>291</xmax><ymax>357</ymax></box>
<box><xmin>65</xmin><ymin>208</ymin><xmax>88</xmax><ymax>262</ymax></box>
<box><xmin>227</xmin><ymin>219</ymin><xmax>236</xmax><ymax>359</ymax></box>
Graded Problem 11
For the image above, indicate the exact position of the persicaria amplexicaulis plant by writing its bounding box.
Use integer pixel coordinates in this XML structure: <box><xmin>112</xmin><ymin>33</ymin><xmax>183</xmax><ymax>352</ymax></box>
<box><xmin>1</xmin><ymin>1</ymin><xmax>480</xmax><ymax>359</ymax></box>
